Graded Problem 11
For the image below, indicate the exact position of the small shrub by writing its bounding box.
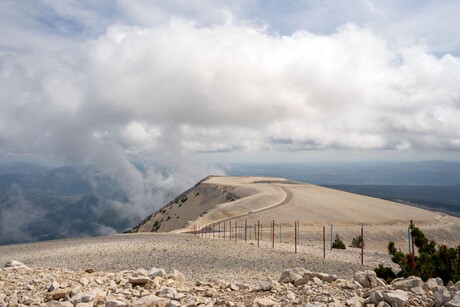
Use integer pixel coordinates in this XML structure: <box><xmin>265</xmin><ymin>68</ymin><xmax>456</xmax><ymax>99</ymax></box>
<box><xmin>375</xmin><ymin>226</ymin><xmax>460</xmax><ymax>284</ymax></box>
<box><xmin>152</xmin><ymin>220</ymin><xmax>161</xmax><ymax>232</ymax></box>
<box><xmin>332</xmin><ymin>234</ymin><xmax>346</xmax><ymax>249</ymax></box>
<box><xmin>374</xmin><ymin>264</ymin><xmax>396</xmax><ymax>284</ymax></box>
<box><xmin>350</xmin><ymin>235</ymin><xmax>365</xmax><ymax>248</ymax></box>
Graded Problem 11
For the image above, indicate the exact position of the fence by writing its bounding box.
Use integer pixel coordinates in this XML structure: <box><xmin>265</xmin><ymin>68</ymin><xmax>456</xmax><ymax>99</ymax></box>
<box><xmin>189</xmin><ymin>219</ymin><xmax>422</xmax><ymax>265</ymax></box>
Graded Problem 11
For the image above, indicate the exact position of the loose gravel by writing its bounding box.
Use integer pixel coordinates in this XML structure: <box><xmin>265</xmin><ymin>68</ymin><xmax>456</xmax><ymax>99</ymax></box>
<box><xmin>0</xmin><ymin>233</ymin><xmax>395</xmax><ymax>286</ymax></box>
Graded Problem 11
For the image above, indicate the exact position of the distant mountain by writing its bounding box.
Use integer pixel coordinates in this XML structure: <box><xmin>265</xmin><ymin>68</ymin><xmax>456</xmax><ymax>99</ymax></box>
<box><xmin>0</xmin><ymin>163</ymin><xmax>131</xmax><ymax>245</ymax></box>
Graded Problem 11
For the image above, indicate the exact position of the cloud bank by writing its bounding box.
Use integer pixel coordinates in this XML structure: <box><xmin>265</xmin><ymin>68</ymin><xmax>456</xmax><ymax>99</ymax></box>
<box><xmin>3</xmin><ymin>19</ymin><xmax>460</xmax><ymax>159</ymax></box>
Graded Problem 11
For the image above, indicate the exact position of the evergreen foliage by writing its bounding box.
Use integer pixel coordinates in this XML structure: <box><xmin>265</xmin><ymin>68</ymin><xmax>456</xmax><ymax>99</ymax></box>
<box><xmin>375</xmin><ymin>225</ymin><xmax>460</xmax><ymax>284</ymax></box>
<box><xmin>350</xmin><ymin>235</ymin><xmax>364</xmax><ymax>248</ymax></box>
<box><xmin>332</xmin><ymin>234</ymin><xmax>346</xmax><ymax>249</ymax></box>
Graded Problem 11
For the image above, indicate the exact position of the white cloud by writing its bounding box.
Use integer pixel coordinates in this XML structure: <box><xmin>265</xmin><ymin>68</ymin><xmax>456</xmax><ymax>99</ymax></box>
<box><xmin>2</xmin><ymin>18</ymin><xmax>460</xmax><ymax>163</ymax></box>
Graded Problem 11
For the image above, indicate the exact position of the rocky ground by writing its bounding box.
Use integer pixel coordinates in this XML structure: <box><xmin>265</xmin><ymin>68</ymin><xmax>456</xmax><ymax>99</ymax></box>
<box><xmin>0</xmin><ymin>233</ymin><xmax>397</xmax><ymax>283</ymax></box>
<box><xmin>1</xmin><ymin>233</ymin><xmax>460</xmax><ymax>306</ymax></box>
<box><xmin>1</xmin><ymin>260</ymin><xmax>460</xmax><ymax>306</ymax></box>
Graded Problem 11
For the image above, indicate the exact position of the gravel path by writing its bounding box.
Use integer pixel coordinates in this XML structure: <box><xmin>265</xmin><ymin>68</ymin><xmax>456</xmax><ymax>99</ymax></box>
<box><xmin>0</xmin><ymin>233</ymin><xmax>395</xmax><ymax>286</ymax></box>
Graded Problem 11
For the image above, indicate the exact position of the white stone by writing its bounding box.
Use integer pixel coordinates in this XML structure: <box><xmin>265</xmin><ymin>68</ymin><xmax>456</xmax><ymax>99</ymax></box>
<box><xmin>346</xmin><ymin>296</ymin><xmax>364</xmax><ymax>306</ymax></box>
<box><xmin>157</xmin><ymin>287</ymin><xmax>178</xmax><ymax>300</ymax></box>
<box><xmin>445</xmin><ymin>292</ymin><xmax>460</xmax><ymax>307</ymax></box>
<box><xmin>149</xmin><ymin>268</ymin><xmax>167</xmax><ymax>278</ymax></box>
<box><xmin>392</xmin><ymin>276</ymin><xmax>424</xmax><ymax>291</ymax></box>
<box><xmin>369</xmin><ymin>291</ymin><xmax>384</xmax><ymax>304</ymax></box>
<box><xmin>312</xmin><ymin>277</ymin><xmax>323</xmax><ymax>285</ymax></box>
<box><xmin>4</xmin><ymin>260</ymin><xmax>29</xmax><ymax>269</ymax></box>
<box><xmin>133</xmin><ymin>295</ymin><xmax>169</xmax><ymax>307</ymax></box>
<box><xmin>353</xmin><ymin>270</ymin><xmax>378</xmax><ymax>288</ymax></box>
<box><xmin>228</xmin><ymin>283</ymin><xmax>239</xmax><ymax>291</ymax></box>
<box><xmin>258</xmin><ymin>278</ymin><xmax>275</xmax><ymax>291</ymax></box>
<box><xmin>316</xmin><ymin>273</ymin><xmax>337</xmax><ymax>283</ymax></box>
<box><xmin>169</xmin><ymin>270</ymin><xmax>186</xmax><ymax>283</ymax></box>
<box><xmin>423</xmin><ymin>277</ymin><xmax>444</xmax><ymax>292</ymax></box>
<box><xmin>47</xmin><ymin>301</ymin><xmax>73</xmax><ymax>307</ymax></box>
<box><xmin>278</xmin><ymin>269</ymin><xmax>302</xmax><ymax>284</ymax></box>
<box><xmin>70</xmin><ymin>292</ymin><xmax>94</xmax><ymax>304</ymax></box>
<box><xmin>79</xmin><ymin>277</ymin><xmax>89</xmax><ymax>287</ymax></box>
<box><xmin>434</xmin><ymin>287</ymin><xmax>452</xmax><ymax>307</ymax></box>
<box><xmin>286</xmin><ymin>290</ymin><xmax>296</xmax><ymax>302</ymax></box>
<box><xmin>129</xmin><ymin>276</ymin><xmax>150</xmax><ymax>285</ymax></box>
<box><xmin>383</xmin><ymin>290</ymin><xmax>409</xmax><ymax>307</ymax></box>
<box><xmin>166</xmin><ymin>300</ymin><xmax>181</xmax><ymax>307</ymax></box>
<box><xmin>253</xmin><ymin>297</ymin><xmax>278</xmax><ymax>307</ymax></box>
<box><xmin>293</xmin><ymin>276</ymin><xmax>309</xmax><ymax>287</ymax></box>
<box><xmin>106</xmin><ymin>298</ymin><xmax>127</xmax><ymax>307</ymax></box>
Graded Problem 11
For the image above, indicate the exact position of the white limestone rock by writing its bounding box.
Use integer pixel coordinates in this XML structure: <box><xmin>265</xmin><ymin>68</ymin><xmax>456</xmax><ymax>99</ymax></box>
<box><xmin>278</xmin><ymin>269</ymin><xmax>302</xmax><ymax>284</ymax></box>
<box><xmin>157</xmin><ymin>287</ymin><xmax>178</xmax><ymax>300</ymax></box>
<box><xmin>353</xmin><ymin>270</ymin><xmax>378</xmax><ymax>288</ymax></box>
<box><xmin>369</xmin><ymin>290</ymin><xmax>384</xmax><ymax>305</ymax></box>
<box><xmin>47</xmin><ymin>301</ymin><xmax>73</xmax><ymax>307</ymax></box>
<box><xmin>133</xmin><ymin>295</ymin><xmax>169</xmax><ymax>307</ymax></box>
<box><xmin>149</xmin><ymin>268</ymin><xmax>167</xmax><ymax>278</ymax></box>
<box><xmin>383</xmin><ymin>290</ymin><xmax>409</xmax><ymax>307</ymax></box>
<box><xmin>434</xmin><ymin>287</ymin><xmax>452</xmax><ymax>307</ymax></box>
<box><xmin>129</xmin><ymin>276</ymin><xmax>150</xmax><ymax>285</ymax></box>
<box><xmin>444</xmin><ymin>292</ymin><xmax>460</xmax><ymax>307</ymax></box>
<box><xmin>253</xmin><ymin>297</ymin><xmax>279</xmax><ymax>307</ymax></box>
<box><xmin>4</xmin><ymin>260</ymin><xmax>29</xmax><ymax>270</ymax></box>
<box><xmin>258</xmin><ymin>278</ymin><xmax>276</xmax><ymax>291</ymax></box>
<box><xmin>171</xmin><ymin>270</ymin><xmax>186</xmax><ymax>282</ymax></box>
<box><xmin>392</xmin><ymin>276</ymin><xmax>424</xmax><ymax>291</ymax></box>
<box><xmin>423</xmin><ymin>277</ymin><xmax>444</xmax><ymax>292</ymax></box>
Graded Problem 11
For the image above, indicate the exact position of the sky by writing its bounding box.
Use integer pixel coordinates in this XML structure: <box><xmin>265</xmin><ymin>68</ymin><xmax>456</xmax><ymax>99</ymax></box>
<box><xmin>1</xmin><ymin>0</ymin><xmax>460</xmax><ymax>168</ymax></box>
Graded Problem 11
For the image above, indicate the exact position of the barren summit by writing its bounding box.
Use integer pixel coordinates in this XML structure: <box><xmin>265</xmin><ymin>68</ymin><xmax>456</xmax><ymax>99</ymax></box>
<box><xmin>132</xmin><ymin>176</ymin><xmax>460</xmax><ymax>250</ymax></box>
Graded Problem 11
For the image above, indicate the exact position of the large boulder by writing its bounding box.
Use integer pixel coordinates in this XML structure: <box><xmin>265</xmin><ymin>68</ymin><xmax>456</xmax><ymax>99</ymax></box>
<box><xmin>445</xmin><ymin>292</ymin><xmax>460</xmax><ymax>307</ymax></box>
<box><xmin>383</xmin><ymin>290</ymin><xmax>409</xmax><ymax>307</ymax></box>
<box><xmin>392</xmin><ymin>276</ymin><xmax>424</xmax><ymax>291</ymax></box>
<box><xmin>434</xmin><ymin>287</ymin><xmax>452</xmax><ymax>307</ymax></box>
<box><xmin>369</xmin><ymin>290</ymin><xmax>384</xmax><ymax>305</ymax></box>
<box><xmin>353</xmin><ymin>270</ymin><xmax>379</xmax><ymax>288</ymax></box>
<box><xmin>423</xmin><ymin>277</ymin><xmax>444</xmax><ymax>292</ymax></box>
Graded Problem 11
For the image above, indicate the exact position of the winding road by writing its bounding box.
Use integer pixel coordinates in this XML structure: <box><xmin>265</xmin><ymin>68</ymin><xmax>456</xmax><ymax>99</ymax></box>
<box><xmin>208</xmin><ymin>183</ymin><xmax>294</xmax><ymax>225</ymax></box>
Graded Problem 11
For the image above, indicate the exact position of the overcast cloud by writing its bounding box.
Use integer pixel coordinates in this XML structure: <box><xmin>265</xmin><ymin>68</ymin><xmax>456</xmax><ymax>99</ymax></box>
<box><xmin>0</xmin><ymin>1</ymin><xmax>459</xmax><ymax>183</ymax></box>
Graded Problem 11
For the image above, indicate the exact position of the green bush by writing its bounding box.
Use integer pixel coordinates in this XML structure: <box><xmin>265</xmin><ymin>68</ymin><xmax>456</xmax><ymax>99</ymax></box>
<box><xmin>375</xmin><ymin>226</ymin><xmax>460</xmax><ymax>284</ymax></box>
<box><xmin>374</xmin><ymin>264</ymin><xmax>396</xmax><ymax>284</ymax></box>
<box><xmin>332</xmin><ymin>234</ymin><xmax>346</xmax><ymax>249</ymax></box>
<box><xmin>350</xmin><ymin>235</ymin><xmax>364</xmax><ymax>248</ymax></box>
